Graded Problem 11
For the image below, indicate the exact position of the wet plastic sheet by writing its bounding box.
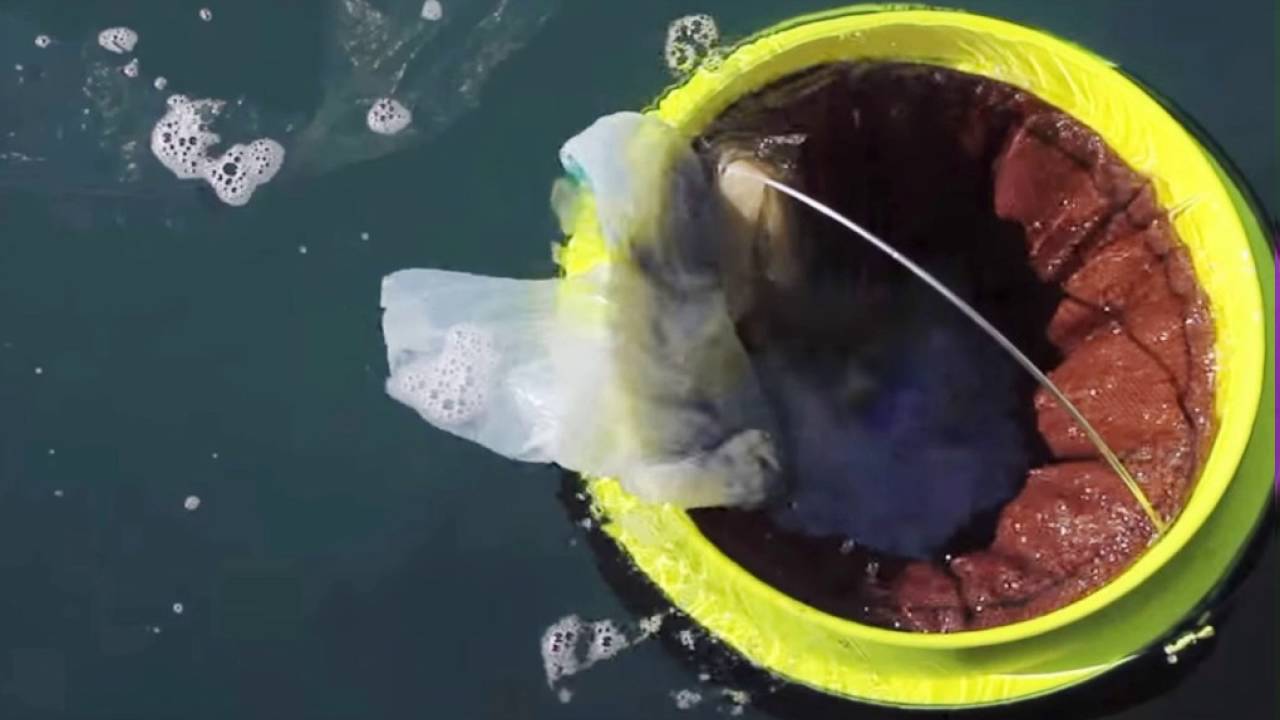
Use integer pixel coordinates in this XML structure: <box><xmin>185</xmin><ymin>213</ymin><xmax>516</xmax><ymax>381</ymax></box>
<box><xmin>382</xmin><ymin>112</ymin><xmax>780</xmax><ymax>508</ymax></box>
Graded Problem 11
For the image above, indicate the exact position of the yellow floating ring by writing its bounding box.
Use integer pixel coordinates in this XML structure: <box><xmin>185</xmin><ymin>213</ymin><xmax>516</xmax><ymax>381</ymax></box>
<box><xmin>558</xmin><ymin>5</ymin><xmax>1274</xmax><ymax>709</ymax></box>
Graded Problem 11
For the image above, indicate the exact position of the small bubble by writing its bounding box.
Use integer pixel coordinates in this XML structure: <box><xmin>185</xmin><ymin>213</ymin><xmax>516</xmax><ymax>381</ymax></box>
<box><xmin>153</xmin><ymin>76</ymin><xmax>168</xmax><ymax>91</ymax></box>
<box><xmin>172</xmin><ymin>602</ymin><xmax>184</xmax><ymax>615</ymax></box>
<box><xmin>150</xmin><ymin>625</ymin><xmax>162</xmax><ymax>634</ymax></box>
<box><xmin>672</xmin><ymin>689</ymin><xmax>702</xmax><ymax>710</ymax></box>
<box><xmin>183</xmin><ymin>495</ymin><xmax>201</xmax><ymax>511</ymax></box>
<box><xmin>53</xmin><ymin>489</ymin><xmax>64</xmax><ymax>498</ymax></box>
<box><xmin>210</xmin><ymin>451</ymin><xmax>220</xmax><ymax>460</ymax></box>
<box><xmin>664</xmin><ymin>14</ymin><xmax>719</xmax><ymax>76</ymax></box>
<box><xmin>677</xmin><ymin>629</ymin><xmax>696</xmax><ymax>650</ymax></box>
<box><xmin>34</xmin><ymin>366</ymin><xmax>43</xmax><ymax>375</ymax></box>
<box><xmin>34</xmin><ymin>35</ymin><xmax>52</xmax><ymax>49</ymax></box>
<box><xmin>420</xmin><ymin>0</ymin><xmax>444</xmax><ymax>21</ymax></box>
<box><xmin>556</xmin><ymin>688</ymin><xmax>572</xmax><ymax>703</ymax></box>
<box><xmin>298</xmin><ymin>245</ymin><xmax>308</xmax><ymax>255</ymax></box>
<box><xmin>47</xmin><ymin>448</ymin><xmax>56</xmax><ymax>456</ymax></box>
<box><xmin>637</xmin><ymin>614</ymin><xmax>664</xmax><ymax>636</ymax></box>
<box><xmin>198</xmin><ymin>8</ymin><xmax>213</xmax><ymax>22</ymax></box>
<box><xmin>360</xmin><ymin>231</ymin><xmax>370</xmax><ymax>241</ymax></box>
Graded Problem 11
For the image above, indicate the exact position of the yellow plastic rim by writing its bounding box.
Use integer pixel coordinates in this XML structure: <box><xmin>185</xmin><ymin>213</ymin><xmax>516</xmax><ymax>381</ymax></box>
<box><xmin>559</xmin><ymin>5</ymin><xmax>1270</xmax><ymax>707</ymax></box>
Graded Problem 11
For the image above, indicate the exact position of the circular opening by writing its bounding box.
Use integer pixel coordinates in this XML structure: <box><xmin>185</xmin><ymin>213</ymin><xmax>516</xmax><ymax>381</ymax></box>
<box><xmin>687</xmin><ymin>61</ymin><xmax>1217</xmax><ymax>632</ymax></box>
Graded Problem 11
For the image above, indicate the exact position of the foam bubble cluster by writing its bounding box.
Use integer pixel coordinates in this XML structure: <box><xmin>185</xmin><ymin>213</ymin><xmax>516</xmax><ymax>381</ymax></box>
<box><xmin>541</xmin><ymin>615</ymin><xmax>584</xmax><ymax>687</ymax></box>
<box><xmin>585</xmin><ymin>619</ymin><xmax>627</xmax><ymax>663</ymax></box>
<box><xmin>421</xmin><ymin>0</ymin><xmax>444</xmax><ymax>21</ymax></box>
<box><xmin>636</xmin><ymin>613</ymin><xmax>665</xmax><ymax>638</ymax></box>
<box><xmin>367</xmin><ymin>98</ymin><xmax>412</xmax><ymax>135</ymax></box>
<box><xmin>151</xmin><ymin>95</ymin><xmax>226</xmax><ymax>179</ymax></box>
<box><xmin>97</xmin><ymin>27</ymin><xmax>138</xmax><ymax>55</ymax></box>
<box><xmin>672</xmin><ymin>689</ymin><xmax>703</xmax><ymax>710</ymax></box>
<box><xmin>150</xmin><ymin>95</ymin><xmax>285</xmax><ymax>206</ymax></box>
<box><xmin>202</xmin><ymin>139</ymin><xmax>286</xmax><ymax>207</ymax></box>
<box><xmin>677</xmin><ymin>628</ymin><xmax>697</xmax><ymax>651</ymax></box>
<box><xmin>540</xmin><ymin>615</ymin><xmax>634</xmax><ymax>688</ymax></box>
<box><xmin>664</xmin><ymin>14</ymin><xmax>719</xmax><ymax>76</ymax></box>
<box><xmin>389</xmin><ymin>324</ymin><xmax>498</xmax><ymax>426</ymax></box>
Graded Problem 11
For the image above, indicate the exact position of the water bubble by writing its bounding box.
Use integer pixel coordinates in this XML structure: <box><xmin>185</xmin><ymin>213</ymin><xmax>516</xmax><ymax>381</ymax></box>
<box><xmin>34</xmin><ymin>35</ymin><xmax>52</xmax><ymax>49</ymax></box>
<box><xmin>153</xmin><ymin>76</ymin><xmax>168</xmax><ymax>91</ymax></box>
<box><xmin>387</xmin><ymin>324</ymin><xmax>499</xmax><ymax>426</ymax></box>
<box><xmin>721</xmin><ymin>688</ymin><xmax>751</xmax><ymax>715</ymax></box>
<box><xmin>672</xmin><ymin>689</ymin><xmax>702</xmax><ymax>710</ymax></box>
<box><xmin>585</xmin><ymin>619</ymin><xmax>627</xmax><ymax>663</ymax></box>
<box><xmin>421</xmin><ymin>0</ymin><xmax>444</xmax><ymax>21</ymax></box>
<box><xmin>97</xmin><ymin>27</ymin><xmax>139</xmax><ymax>55</ymax></box>
<box><xmin>677</xmin><ymin>629</ymin><xmax>696</xmax><ymax>651</ymax></box>
<box><xmin>636</xmin><ymin>614</ymin><xmax>664</xmax><ymax>637</ymax></box>
<box><xmin>360</xmin><ymin>231</ymin><xmax>370</xmax><ymax>241</ymax></box>
<box><xmin>541</xmin><ymin>615</ymin><xmax>584</xmax><ymax>687</ymax></box>
<box><xmin>33</xmin><ymin>366</ymin><xmax>43</xmax><ymax>375</ymax></box>
<box><xmin>53</xmin><ymin>489</ymin><xmax>64</xmax><ymax>498</ymax></box>
<box><xmin>367</xmin><ymin>98</ymin><xmax>412</xmax><ymax>135</ymax></box>
<box><xmin>172</xmin><ymin>602</ymin><xmax>184</xmax><ymax>615</ymax></box>
<box><xmin>205</xmin><ymin>138</ymin><xmax>284</xmax><ymax>204</ymax></box>
<box><xmin>556</xmin><ymin>688</ymin><xmax>572</xmax><ymax>703</ymax></box>
<box><xmin>150</xmin><ymin>95</ymin><xmax>225</xmax><ymax>179</ymax></box>
<box><xmin>540</xmin><ymin>614</ymin><xmax>639</xmax><ymax>691</ymax></box>
<box><xmin>198</xmin><ymin>8</ymin><xmax>214</xmax><ymax>22</ymax></box>
<box><xmin>121</xmin><ymin>58</ymin><xmax>140</xmax><ymax>79</ymax></box>
<box><xmin>298</xmin><ymin>245</ymin><xmax>308</xmax><ymax>255</ymax></box>
<box><xmin>664</xmin><ymin>14</ymin><xmax>719</xmax><ymax>76</ymax></box>
<box><xmin>183</xmin><ymin>495</ymin><xmax>201</xmax><ymax>511</ymax></box>
<box><xmin>150</xmin><ymin>96</ymin><xmax>285</xmax><ymax>206</ymax></box>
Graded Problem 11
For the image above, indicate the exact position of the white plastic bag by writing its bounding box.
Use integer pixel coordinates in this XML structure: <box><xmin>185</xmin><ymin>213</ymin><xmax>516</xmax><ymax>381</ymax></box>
<box><xmin>381</xmin><ymin>112</ymin><xmax>780</xmax><ymax>508</ymax></box>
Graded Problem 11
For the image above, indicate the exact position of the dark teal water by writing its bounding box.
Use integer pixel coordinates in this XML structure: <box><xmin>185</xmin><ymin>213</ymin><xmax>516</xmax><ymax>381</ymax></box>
<box><xmin>0</xmin><ymin>1</ymin><xmax>1274</xmax><ymax>718</ymax></box>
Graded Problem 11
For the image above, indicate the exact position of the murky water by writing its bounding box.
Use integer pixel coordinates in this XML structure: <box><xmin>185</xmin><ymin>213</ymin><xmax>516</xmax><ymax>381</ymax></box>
<box><xmin>0</xmin><ymin>1</ymin><xmax>1273</xmax><ymax>718</ymax></box>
